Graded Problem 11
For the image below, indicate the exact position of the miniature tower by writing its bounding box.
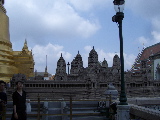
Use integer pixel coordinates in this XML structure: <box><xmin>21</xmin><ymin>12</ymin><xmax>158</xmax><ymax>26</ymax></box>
<box><xmin>102</xmin><ymin>58</ymin><xmax>108</xmax><ymax>68</ymax></box>
<box><xmin>88</xmin><ymin>46</ymin><xmax>98</xmax><ymax>68</ymax></box>
<box><xmin>55</xmin><ymin>53</ymin><xmax>67</xmax><ymax>81</ymax></box>
<box><xmin>70</xmin><ymin>51</ymin><xmax>83</xmax><ymax>74</ymax></box>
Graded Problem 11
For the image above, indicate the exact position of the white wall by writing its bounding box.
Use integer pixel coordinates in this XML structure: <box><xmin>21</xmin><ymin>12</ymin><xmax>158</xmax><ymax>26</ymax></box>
<box><xmin>154</xmin><ymin>59</ymin><xmax>160</xmax><ymax>80</ymax></box>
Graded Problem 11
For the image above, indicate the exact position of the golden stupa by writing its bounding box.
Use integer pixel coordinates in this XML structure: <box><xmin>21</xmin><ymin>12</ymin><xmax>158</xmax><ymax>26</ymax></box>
<box><xmin>0</xmin><ymin>0</ymin><xmax>34</xmax><ymax>82</ymax></box>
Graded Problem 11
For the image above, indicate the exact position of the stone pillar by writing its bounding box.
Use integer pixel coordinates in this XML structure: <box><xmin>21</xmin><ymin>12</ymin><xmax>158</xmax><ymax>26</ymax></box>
<box><xmin>42</xmin><ymin>98</ymin><xmax>48</xmax><ymax>120</ymax></box>
<box><xmin>26</xmin><ymin>99</ymin><xmax>31</xmax><ymax>113</ymax></box>
<box><xmin>117</xmin><ymin>105</ymin><xmax>130</xmax><ymax>120</ymax></box>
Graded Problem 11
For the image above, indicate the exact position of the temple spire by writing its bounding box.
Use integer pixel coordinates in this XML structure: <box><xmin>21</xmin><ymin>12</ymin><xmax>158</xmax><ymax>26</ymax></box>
<box><xmin>45</xmin><ymin>55</ymin><xmax>47</xmax><ymax>72</ymax></box>
<box><xmin>46</xmin><ymin>55</ymin><xmax>47</xmax><ymax>68</ymax></box>
<box><xmin>22</xmin><ymin>39</ymin><xmax>28</xmax><ymax>51</ymax></box>
<box><xmin>44</xmin><ymin>55</ymin><xmax>48</xmax><ymax>77</ymax></box>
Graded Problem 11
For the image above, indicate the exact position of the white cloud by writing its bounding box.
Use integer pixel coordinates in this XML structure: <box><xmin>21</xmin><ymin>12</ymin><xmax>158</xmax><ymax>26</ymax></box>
<box><xmin>151</xmin><ymin>31</ymin><xmax>160</xmax><ymax>43</ymax></box>
<box><xmin>5</xmin><ymin>0</ymin><xmax>100</xmax><ymax>42</ymax></box>
<box><xmin>152</xmin><ymin>18</ymin><xmax>160</xmax><ymax>32</ymax></box>
<box><xmin>84</xmin><ymin>46</ymin><xmax>92</xmax><ymax>52</ymax></box>
<box><xmin>151</xmin><ymin>19</ymin><xmax>160</xmax><ymax>43</ymax></box>
<box><xmin>127</xmin><ymin>0</ymin><xmax>160</xmax><ymax>47</ymax></box>
<box><xmin>123</xmin><ymin>53</ymin><xmax>137</xmax><ymax>70</ymax></box>
<box><xmin>68</xmin><ymin>0</ymin><xmax>111</xmax><ymax>12</ymax></box>
<box><xmin>127</xmin><ymin>0</ymin><xmax>160</xmax><ymax>19</ymax></box>
<box><xmin>137</xmin><ymin>36</ymin><xmax>149</xmax><ymax>46</ymax></box>
<box><xmin>136</xmin><ymin>30</ymin><xmax>160</xmax><ymax>47</ymax></box>
<box><xmin>32</xmin><ymin>43</ymin><xmax>72</xmax><ymax>74</ymax></box>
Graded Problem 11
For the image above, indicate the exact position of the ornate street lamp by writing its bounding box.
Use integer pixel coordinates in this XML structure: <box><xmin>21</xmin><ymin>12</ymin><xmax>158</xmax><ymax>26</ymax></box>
<box><xmin>112</xmin><ymin>0</ymin><xmax>127</xmax><ymax>105</ymax></box>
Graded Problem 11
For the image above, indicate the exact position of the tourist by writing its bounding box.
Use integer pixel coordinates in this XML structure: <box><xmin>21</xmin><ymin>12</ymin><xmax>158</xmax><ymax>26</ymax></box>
<box><xmin>0</xmin><ymin>80</ymin><xmax>7</xmax><ymax>120</ymax></box>
<box><xmin>11</xmin><ymin>81</ymin><xmax>27</xmax><ymax>120</ymax></box>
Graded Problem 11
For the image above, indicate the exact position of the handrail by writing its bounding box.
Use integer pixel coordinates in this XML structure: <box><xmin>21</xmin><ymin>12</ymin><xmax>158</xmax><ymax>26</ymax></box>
<box><xmin>5</xmin><ymin>95</ymin><xmax>112</xmax><ymax>120</ymax></box>
<box><xmin>5</xmin><ymin>113</ymin><xmax>101</xmax><ymax>117</ymax></box>
<box><xmin>7</xmin><ymin>98</ymin><xmax>111</xmax><ymax>102</ymax></box>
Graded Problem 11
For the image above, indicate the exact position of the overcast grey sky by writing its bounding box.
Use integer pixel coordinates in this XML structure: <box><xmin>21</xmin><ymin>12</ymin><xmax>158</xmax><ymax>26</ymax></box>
<box><xmin>4</xmin><ymin>0</ymin><xmax>160</xmax><ymax>74</ymax></box>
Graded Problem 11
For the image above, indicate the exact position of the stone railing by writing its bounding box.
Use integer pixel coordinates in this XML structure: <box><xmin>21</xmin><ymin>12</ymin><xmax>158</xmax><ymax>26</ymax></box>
<box><xmin>130</xmin><ymin>104</ymin><xmax>160</xmax><ymax>120</ymax></box>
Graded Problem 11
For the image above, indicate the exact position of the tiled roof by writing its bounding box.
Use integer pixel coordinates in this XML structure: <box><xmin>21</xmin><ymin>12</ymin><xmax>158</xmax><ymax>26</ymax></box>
<box><xmin>140</xmin><ymin>43</ymin><xmax>160</xmax><ymax>60</ymax></box>
<box><xmin>130</xmin><ymin>42</ymin><xmax>160</xmax><ymax>72</ymax></box>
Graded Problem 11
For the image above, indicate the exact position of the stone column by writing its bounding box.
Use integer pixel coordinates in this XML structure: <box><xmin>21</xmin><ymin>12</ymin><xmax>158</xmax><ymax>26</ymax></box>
<box><xmin>117</xmin><ymin>105</ymin><xmax>130</xmax><ymax>120</ymax></box>
<box><xmin>42</xmin><ymin>98</ymin><xmax>48</xmax><ymax>120</ymax></box>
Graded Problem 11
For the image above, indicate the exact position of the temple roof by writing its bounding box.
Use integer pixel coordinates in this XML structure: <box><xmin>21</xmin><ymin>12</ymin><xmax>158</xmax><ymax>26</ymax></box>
<box><xmin>139</xmin><ymin>42</ymin><xmax>160</xmax><ymax>60</ymax></box>
<box><xmin>130</xmin><ymin>42</ymin><xmax>160</xmax><ymax>72</ymax></box>
<box><xmin>13</xmin><ymin>51</ymin><xmax>32</xmax><ymax>56</ymax></box>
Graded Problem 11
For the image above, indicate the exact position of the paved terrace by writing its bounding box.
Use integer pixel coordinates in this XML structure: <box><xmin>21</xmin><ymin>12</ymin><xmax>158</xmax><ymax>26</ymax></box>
<box><xmin>130</xmin><ymin>104</ymin><xmax>160</xmax><ymax>120</ymax></box>
<box><xmin>128</xmin><ymin>97</ymin><xmax>160</xmax><ymax>120</ymax></box>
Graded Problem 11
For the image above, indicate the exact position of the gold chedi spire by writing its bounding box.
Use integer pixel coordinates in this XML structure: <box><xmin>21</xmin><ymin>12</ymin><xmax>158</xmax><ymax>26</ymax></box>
<box><xmin>22</xmin><ymin>39</ymin><xmax>29</xmax><ymax>51</ymax></box>
<box><xmin>0</xmin><ymin>1</ymin><xmax>18</xmax><ymax>82</ymax></box>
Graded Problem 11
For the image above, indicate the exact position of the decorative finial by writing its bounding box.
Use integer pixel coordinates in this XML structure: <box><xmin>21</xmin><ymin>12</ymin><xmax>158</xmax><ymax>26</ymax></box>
<box><xmin>22</xmin><ymin>39</ymin><xmax>28</xmax><ymax>50</ymax></box>
<box><xmin>93</xmin><ymin>46</ymin><xmax>94</xmax><ymax>49</ymax></box>
<box><xmin>46</xmin><ymin>55</ymin><xmax>47</xmax><ymax>67</ymax></box>
<box><xmin>104</xmin><ymin>58</ymin><xmax>105</xmax><ymax>60</ymax></box>
<box><xmin>78</xmin><ymin>51</ymin><xmax>79</xmax><ymax>54</ymax></box>
<box><xmin>25</xmin><ymin>39</ymin><xmax>27</xmax><ymax>44</ymax></box>
<box><xmin>142</xmin><ymin>43</ymin><xmax>146</xmax><ymax>49</ymax></box>
<box><xmin>61</xmin><ymin>53</ymin><xmax>62</xmax><ymax>57</ymax></box>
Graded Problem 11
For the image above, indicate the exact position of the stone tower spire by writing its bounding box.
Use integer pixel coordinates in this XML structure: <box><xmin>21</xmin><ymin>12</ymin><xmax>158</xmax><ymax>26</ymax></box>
<box><xmin>88</xmin><ymin>46</ymin><xmax>98</xmax><ymax>68</ymax></box>
<box><xmin>55</xmin><ymin>53</ymin><xmax>67</xmax><ymax>81</ymax></box>
<box><xmin>70</xmin><ymin>51</ymin><xmax>83</xmax><ymax>74</ymax></box>
<box><xmin>0</xmin><ymin>1</ymin><xmax>18</xmax><ymax>82</ymax></box>
<box><xmin>102</xmin><ymin>58</ymin><xmax>108</xmax><ymax>68</ymax></box>
<box><xmin>113</xmin><ymin>54</ymin><xmax>120</xmax><ymax>67</ymax></box>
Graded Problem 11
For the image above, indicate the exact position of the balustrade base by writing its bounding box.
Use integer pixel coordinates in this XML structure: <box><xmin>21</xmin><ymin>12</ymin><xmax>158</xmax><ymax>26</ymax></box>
<box><xmin>117</xmin><ymin>105</ymin><xmax>130</xmax><ymax>120</ymax></box>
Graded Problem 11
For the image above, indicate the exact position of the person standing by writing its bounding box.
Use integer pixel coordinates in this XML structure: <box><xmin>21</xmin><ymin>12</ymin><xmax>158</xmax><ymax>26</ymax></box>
<box><xmin>11</xmin><ymin>81</ymin><xmax>27</xmax><ymax>120</ymax></box>
<box><xmin>0</xmin><ymin>80</ymin><xmax>7</xmax><ymax>120</ymax></box>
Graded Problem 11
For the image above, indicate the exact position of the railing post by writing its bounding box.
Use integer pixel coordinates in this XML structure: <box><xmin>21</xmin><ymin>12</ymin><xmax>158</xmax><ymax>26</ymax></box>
<box><xmin>70</xmin><ymin>96</ymin><xmax>72</xmax><ymax>120</ymax></box>
<box><xmin>37</xmin><ymin>94</ymin><xmax>40</xmax><ymax>120</ymax></box>
<box><xmin>2</xmin><ymin>105</ymin><xmax>6</xmax><ymax>120</ymax></box>
<box><xmin>109</xmin><ymin>94</ymin><xmax>112</xmax><ymax>119</ymax></box>
<box><xmin>109</xmin><ymin>94</ymin><xmax>112</xmax><ymax>105</ymax></box>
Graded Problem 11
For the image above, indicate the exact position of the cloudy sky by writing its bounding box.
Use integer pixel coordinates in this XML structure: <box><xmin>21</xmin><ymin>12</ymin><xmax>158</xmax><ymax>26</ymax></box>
<box><xmin>4</xmin><ymin>0</ymin><xmax>160</xmax><ymax>74</ymax></box>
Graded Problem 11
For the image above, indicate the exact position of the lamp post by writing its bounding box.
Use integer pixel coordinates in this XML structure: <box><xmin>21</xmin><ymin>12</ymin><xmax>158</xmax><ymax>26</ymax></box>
<box><xmin>112</xmin><ymin>0</ymin><xmax>127</xmax><ymax>105</ymax></box>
